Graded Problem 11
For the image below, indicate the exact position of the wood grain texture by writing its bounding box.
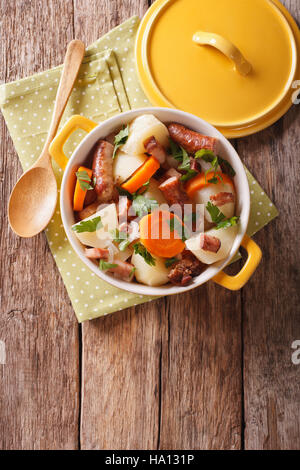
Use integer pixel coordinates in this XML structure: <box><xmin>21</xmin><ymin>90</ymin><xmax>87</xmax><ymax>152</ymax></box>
<box><xmin>0</xmin><ymin>0</ymin><xmax>79</xmax><ymax>450</ymax></box>
<box><xmin>237</xmin><ymin>0</ymin><xmax>300</xmax><ymax>451</ymax></box>
<box><xmin>159</xmin><ymin>282</ymin><xmax>242</xmax><ymax>450</ymax></box>
<box><xmin>239</xmin><ymin>106</ymin><xmax>300</xmax><ymax>450</ymax></box>
<box><xmin>0</xmin><ymin>0</ymin><xmax>299</xmax><ymax>451</ymax></box>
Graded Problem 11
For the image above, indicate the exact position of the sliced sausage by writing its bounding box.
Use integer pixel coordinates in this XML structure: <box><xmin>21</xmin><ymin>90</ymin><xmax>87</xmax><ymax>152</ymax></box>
<box><xmin>92</xmin><ymin>140</ymin><xmax>114</xmax><ymax>202</ymax></box>
<box><xmin>210</xmin><ymin>192</ymin><xmax>235</xmax><ymax>207</ymax></box>
<box><xmin>168</xmin><ymin>250</ymin><xmax>204</xmax><ymax>286</ymax></box>
<box><xmin>168</xmin><ymin>123</ymin><xmax>219</xmax><ymax>154</ymax></box>
<box><xmin>78</xmin><ymin>201</ymin><xmax>100</xmax><ymax>220</ymax></box>
<box><xmin>199</xmin><ymin>233</ymin><xmax>221</xmax><ymax>253</ymax></box>
<box><xmin>144</xmin><ymin>136</ymin><xmax>168</xmax><ymax>164</ymax></box>
<box><xmin>84</xmin><ymin>248</ymin><xmax>109</xmax><ymax>259</ymax></box>
<box><xmin>84</xmin><ymin>188</ymin><xmax>97</xmax><ymax>207</ymax></box>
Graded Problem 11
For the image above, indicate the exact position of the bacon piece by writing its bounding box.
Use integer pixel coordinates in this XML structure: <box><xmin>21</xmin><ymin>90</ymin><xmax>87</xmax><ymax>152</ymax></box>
<box><xmin>168</xmin><ymin>123</ymin><xmax>219</xmax><ymax>154</ymax></box>
<box><xmin>199</xmin><ymin>233</ymin><xmax>221</xmax><ymax>253</ymax></box>
<box><xmin>158</xmin><ymin>168</ymin><xmax>182</xmax><ymax>185</ymax></box>
<box><xmin>92</xmin><ymin>140</ymin><xmax>114</xmax><ymax>202</ymax></box>
<box><xmin>84</xmin><ymin>248</ymin><xmax>109</xmax><ymax>259</ymax></box>
<box><xmin>158</xmin><ymin>176</ymin><xmax>191</xmax><ymax>210</ymax></box>
<box><xmin>78</xmin><ymin>201</ymin><xmax>100</xmax><ymax>220</ymax></box>
<box><xmin>144</xmin><ymin>136</ymin><xmax>167</xmax><ymax>164</ymax></box>
<box><xmin>107</xmin><ymin>260</ymin><xmax>135</xmax><ymax>282</ymax></box>
<box><xmin>210</xmin><ymin>192</ymin><xmax>235</xmax><ymax>207</ymax></box>
<box><xmin>118</xmin><ymin>196</ymin><xmax>132</xmax><ymax>222</ymax></box>
<box><xmin>168</xmin><ymin>250</ymin><xmax>204</xmax><ymax>286</ymax></box>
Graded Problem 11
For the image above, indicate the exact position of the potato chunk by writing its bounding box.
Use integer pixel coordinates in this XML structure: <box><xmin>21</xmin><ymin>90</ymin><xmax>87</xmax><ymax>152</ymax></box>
<box><xmin>185</xmin><ymin>225</ymin><xmax>238</xmax><ymax>264</ymax></box>
<box><xmin>72</xmin><ymin>203</ymin><xmax>118</xmax><ymax>248</ymax></box>
<box><xmin>131</xmin><ymin>251</ymin><xmax>170</xmax><ymax>286</ymax></box>
<box><xmin>113</xmin><ymin>150</ymin><xmax>147</xmax><ymax>184</ymax></box>
<box><xmin>122</xmin><ymin>114</ymin><xmax>169</xmax><ymax>156</ymax></box>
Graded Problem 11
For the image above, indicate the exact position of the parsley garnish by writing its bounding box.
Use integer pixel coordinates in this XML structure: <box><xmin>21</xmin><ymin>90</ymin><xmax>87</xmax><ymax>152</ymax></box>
<box><xmin>165</xmin><ymin>257</ymin><xmax>177</xmax><ymax>268</ymax></box>
<box><xmin>180</xmin><ymin>169</ymin><xmax>197</xmax><ymax>182</ymax></box>
<box><xmin>195</xmin><ymin>150</ymin><xmax>235</xmax><ymax>181</ymax></box>
<box><xmin>99</xmin><ymin>260</ymin><xmax>118</xmax><ymax>271</ymax></box>
<box><xmin>111</xmin><ymin>228</ymin><xmax>131</xmax><ymax>251</ymax></box>
<box><xmin>133</xmin><ymin>242</ymin><xmax>156</xmax><ymax>266</ymax></box>
<box><xmin>168</xmin><ymin>216</ymin><xmax>188</xmax><ymax>242</ymax></box>
<box><xmin>218</xmin><ymin>156</ymin><xmax>236</xmax><ymax>178</ymax></box>
<box><xmin>215</xmin><ymin>216</ymin><xmax>240</xmax><ymax>230</ymax></box>
<box><xmin>116</xmin><ymin>180</ymin><xmax>151</xmax><ymax>200</ymax></box>
<box><xmin>72</xmin><ymin>216</ymin><xmax>102</xmax><ymax>233</ymax></box>
<box><xmin>169</xmin><ymin>138</ymin><xmax>198</xmax><ymax>182</ymax></box>
<box><xmin>132</xmin><ymin>195</ymin><xmax>159</xmax><ymax>217</ymax></box>
<box><xmin>206</xmin><ymin>202</ymin><xmax>239</xmax><ymax>229</ymax></box>
<box><xmin>76</xmin><ymin>170</ymin><xmax>94</xmax><ymax>191</ymax></box>
<box><xmin>117</xmin><ymin>186</ymin><xmax>133</xmax><ymax>199</ymax></box>
<box><xmin>113</xmin><ymin>125</ymin><xmax>129</xmax><ymax>159</ymax></box>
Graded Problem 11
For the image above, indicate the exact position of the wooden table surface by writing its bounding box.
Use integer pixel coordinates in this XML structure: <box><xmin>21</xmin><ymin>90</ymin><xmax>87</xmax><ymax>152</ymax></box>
<box><xmin>0</xmin><ymin>0</ymin><xmax>299</xmax><ymax>450</ymax></box>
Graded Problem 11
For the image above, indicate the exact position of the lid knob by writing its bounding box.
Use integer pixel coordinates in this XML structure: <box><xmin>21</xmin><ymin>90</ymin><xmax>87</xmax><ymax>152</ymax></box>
<box><xmin>193</xmin><ymin>31</ymin><xmax>252</xmax><ymax>76</ymax></box>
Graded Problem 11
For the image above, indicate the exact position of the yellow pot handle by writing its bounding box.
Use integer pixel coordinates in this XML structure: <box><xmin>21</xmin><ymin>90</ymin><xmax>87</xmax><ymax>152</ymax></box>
<box><xmin>193</xmin><ymin>31</ymin><xmax>252</xmax><ymax>76</ymax></box>
<box><xmin>49</xmin><ymin>115</ymin><xmax>98</xmax><ymax>170</ymax></box>
<box><xmin>213</xmin><ymin>234</ymin><xmax>262</xmax><ymax>290</ymax></box>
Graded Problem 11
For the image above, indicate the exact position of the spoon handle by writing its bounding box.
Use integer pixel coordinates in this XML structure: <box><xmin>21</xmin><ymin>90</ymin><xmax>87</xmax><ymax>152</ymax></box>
<box><xmin>43</xmin><ymin>40</ymin><xmax>85</xmax><ymax>152</ymax></box>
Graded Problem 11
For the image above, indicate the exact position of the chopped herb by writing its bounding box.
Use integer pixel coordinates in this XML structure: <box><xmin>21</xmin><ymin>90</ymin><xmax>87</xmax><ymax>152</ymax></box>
<box><xmin>132</xmin><ymin>195</ymin><xmax>159</xmax><ymax>217</ymax></box>
<box><xmin>99</xmin><ymin>260</ymin><xmax>118</xmax><ymax>271</ymax></box>
<box><xmin>218</xmin><ymin>156</ymin><xmax>236</xmax><ymax>177</ymax></box>
<box><xmin>113</xmin><ymin>125</ymin><xmax>129</xmax><ymax>159</ymax></box>
<box><xmin>168</xmin><ymin>216</ymin><xmax>188</xmax><ymax>242</ymax></box>
<box><xmin>116</xmin><ymin>180</ymin><xmax>151</xmax><ymax>200</ymax></box>
<box><xmin>206</xmin><ymin>202</ymin><xmax>226</xmax><ymax>224</ymax></box>
<box><xmin>207</xmin><ymin>175</ymin><xmax>221</xmax><ymax>184</ymax></box>
<box><xmin>169</xmin><ymin>138</ymin><xmax>197</xmax><ymax>181</ymax></box>
<box><xmin>76</xmin><ymin>170</ymin><xmax>94</xmax><ymax>191</ymax></box>
<box><xmin>133</xmin><ymin>242</ymin><xmax>156</xmax><ymax>266</ymax></box>
<box><xmin>130</xmin><ymin>266</ymin><xmax>136</xmax><ymax>276</ymax></box>
<box><xmin>72</xmin><ymin>216</ymin><xmax>102</xmax><ymax>233</ymax></box>
<box><xmin>165</xmin><ymin>257</ymin><xmax>177</xmax><ymax>268</ymax></box>
<box><xmin>116</xmin><ymin>186</ymin><xmax>133</xmax><ymax>199</ymax></box>
<box><xmin>195</xmin><ymin>150</ymin><xmax>236</xmax><ymax>180</ymax></box>
<box><xmin>206</xmin><ymin>202</ymin><xmax>239</xmax><ymax>229</ymax></box>
<box><xmin>168</xmin><ymin>138</ymin><xmax>185</xmax><ymax>161</ymax></box>
<box><xmin>180</xmin><ymin>169</ymin><xmax>197</xmax><ymax>182</ymax></box>
<box><xmin>195</xmin><ymin>149</ymin><xmax>217</xmax><ymax>162</ymax></box>
<box><xmin>178</xmin><ymin>148</ymin><xmax>190</xmax><ymax>171</ymax></box>
<box><xmin>111</xmin><ymin>228</ymin><xmax>131</xmax><ymax>251</ymax></box>
<box><xmin>215</xmin><ymin>216</ymin><xmax>240</xmax><ymax>230</ymax></box>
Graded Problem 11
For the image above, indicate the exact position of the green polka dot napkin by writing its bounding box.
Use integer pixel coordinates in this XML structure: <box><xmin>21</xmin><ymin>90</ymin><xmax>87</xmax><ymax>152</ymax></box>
<box><xmin>0</xmin><ymin>17</ymin><xmax>278</xmax><ymax>322</ymax></box>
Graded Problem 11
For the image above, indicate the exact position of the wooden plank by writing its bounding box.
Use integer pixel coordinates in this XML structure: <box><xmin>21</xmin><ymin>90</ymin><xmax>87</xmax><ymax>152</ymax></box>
<box><xmin>0</xmin><ymin>0</ymin><xmax>79</xmax><ymax>450</ymax></box>
<box><xmin>238</xmin><ymin>0</ymin><xmax>300</xmax><ymax>450</ymax></box>
<box><xmin>239</xmin><ymin>106</ymin><xmax>300</xmax><ymax>450</ymax></box>
<box><xmin>74</xmin><ymin>0</ymin><xmax>162</xmax><ymax>450</ymax></box>
<box><xmin>159</xmin><ymin>277</ymin><xmax>242</xmax><ymax>450</ymax></box>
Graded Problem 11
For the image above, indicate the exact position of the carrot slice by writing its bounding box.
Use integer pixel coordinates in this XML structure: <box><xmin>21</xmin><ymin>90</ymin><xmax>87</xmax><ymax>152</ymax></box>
<box><xmin>122</xmin><ymin>156</ymin><xmax>160</xmax><ymax>194</ymax></box>
<box><xmin>73</xmin><ymin>166</ymin><xmax>93</xmax><ymax>212</ymax></box>
<box><xmin>185</xmin><ymin>172</ymin><xmax>234</xmax><ymax>198</ymax></box>
<box><xmin>139</xmin><ymin>210</ymin><xmax>185</xmax><ymax>258</ymax></box>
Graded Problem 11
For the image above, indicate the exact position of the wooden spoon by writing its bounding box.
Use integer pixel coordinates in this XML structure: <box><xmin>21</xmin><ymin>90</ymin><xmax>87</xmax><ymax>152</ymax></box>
<box><xmin>8</xmin><ymin>39</ymin><xmax>85</xmax><ymax>237</ymax></box>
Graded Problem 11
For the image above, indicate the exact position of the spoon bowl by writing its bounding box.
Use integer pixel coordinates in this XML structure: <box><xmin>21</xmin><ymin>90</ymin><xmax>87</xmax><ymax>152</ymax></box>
<box><xmin>8</xmin><ymin>39</ymin><xmax>85</xmax><ymax>237</ymax></box>
<box><xmin>8</xmin><ymin>166</ymin><xmax>57</xmax><ymax>237</ymax></box>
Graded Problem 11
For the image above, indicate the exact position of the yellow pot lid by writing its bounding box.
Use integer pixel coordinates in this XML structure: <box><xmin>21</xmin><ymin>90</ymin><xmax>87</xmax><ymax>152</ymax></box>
<box><xmin>136</xmin><ymin>0</ymin><xmax>300</xmax><ymax>138</ymax></box>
